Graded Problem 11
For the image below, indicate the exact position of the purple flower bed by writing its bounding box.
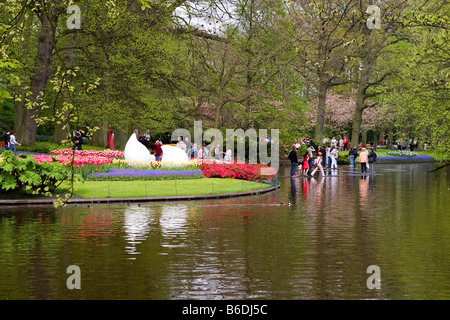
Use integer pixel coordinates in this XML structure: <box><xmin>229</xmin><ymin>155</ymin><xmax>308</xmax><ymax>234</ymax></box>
<box><xmin>87</xmin><ymin>168</ymin><xmax>204</xmax><ymax>181</ymax></box>
<box><xmin>377</xmin><ymin>155</ymin><xmax>435</xmax><ymax>161</ymax></box>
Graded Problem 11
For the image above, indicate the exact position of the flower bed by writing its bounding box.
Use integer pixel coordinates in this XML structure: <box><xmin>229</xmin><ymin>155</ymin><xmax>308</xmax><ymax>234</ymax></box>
<box><xmin>50</xmin><ymin>149</ymin><xmax>124</xmax><ymax>158</ymax></box>
<box><xmin>86</xmin><ymin>168</ymin><xmax>204</xmax><ymax>181</ymax></box>
<box><xmin>385</xmin><ymin>150</ymin><xmax>419</xmax><ymax>158</ymax></box>
<box><xmin>200</xmin><ymin>162</ymin><xmax>277</xmax><ymax>183</ymax></box>
<box><xmin>25</xmin><ymin>149</ymin><xmax>277</xmax><ymax>184</ymax></box>
<box><xmin>32</xmin><ymin>154</ymin><xmax>115</xmax><ymax>166</ymax></box>
<box><xmin>377</xmin><ymin>154</ymin><xmax>435</xmax><ymax>162</ymax></box>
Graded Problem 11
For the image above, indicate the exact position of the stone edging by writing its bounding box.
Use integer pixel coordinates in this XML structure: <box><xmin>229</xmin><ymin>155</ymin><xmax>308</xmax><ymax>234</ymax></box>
<box><xmin>0</xmin><ymin>183</ymin><xmax>281</xmax><ymax>206</ymax></box>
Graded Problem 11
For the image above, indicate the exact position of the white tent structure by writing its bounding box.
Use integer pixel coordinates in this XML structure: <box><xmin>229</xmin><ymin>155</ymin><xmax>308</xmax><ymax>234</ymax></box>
<box><xmin>161</xmin><ymin>145</ymin><xmax>189</xmax><ymax>165</ymax></box>
<box><xmin>124</xmin><ymin>133</ymin><xmax>152</xmax><ymax>163</ymax></box>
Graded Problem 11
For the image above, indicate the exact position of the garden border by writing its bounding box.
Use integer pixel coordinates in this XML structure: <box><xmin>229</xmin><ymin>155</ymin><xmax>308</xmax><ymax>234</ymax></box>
<box><xmin>0</xmin><ymin>183</ymin><xmax>280</xmax><ymax>207</ymax></box>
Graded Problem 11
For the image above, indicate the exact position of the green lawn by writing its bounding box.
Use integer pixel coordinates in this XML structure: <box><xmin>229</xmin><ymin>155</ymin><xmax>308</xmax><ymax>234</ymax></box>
<box><xmin>63</xmin><ymin>178</ymin><xmax>271</xmax><ymax>198</ymax></box>
<box><xmin>338</xmin><ymin>149</ymin><xmax>449</xmax><ymax>161</ymax></box>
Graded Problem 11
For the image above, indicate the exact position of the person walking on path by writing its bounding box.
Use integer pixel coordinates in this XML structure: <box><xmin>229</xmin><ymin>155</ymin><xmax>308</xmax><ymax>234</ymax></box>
<box><xmin>307</xmin><ymin>145</ymin><xmax>315</xmax><ymax>173</ymax></box>
<box><xmin>368</xmin><ymin>148</ymin><xmax>377</xmax><ymax>171</ymax></box>
<box><xmin>359</xmin><ymin>147</ymin><xmax>369</xmax><ymax>173</ymax></box>
<box><xmin>288</xmin><ymin>144</ymin><xmax>299</xmax><ymax>177</ymax></box>
<box><xmin>3</xmin><ymin>130</ymin><xmax>11</xmax><ymax>151</ymax></box>
<box><xmin>349</xmin><ymin>147</ymin><xmax>358</xmax><ymax>167</ymax></box>
<box><xmin>330</xmin><ymin>146</ymin><xmax>339</xmax><ymax>169</ymax></box>
<box><xmin>302</xmin><ymin>151</ymin><xmax>310</xmax><ymax>175</ymax></box>
<box><xmin>326</xmin><ymin>146</ymin><xmax>331</xmax><ymax>168</ymax></box>
<box><xmin>311</xmin><ymin>152</ymin><xmax>325</xmax><ymax>177</ymax></box>
<box><xmin>9</xmin><ymin>130</ymin><xmax>21</xmax><ymax>155</ymax></box>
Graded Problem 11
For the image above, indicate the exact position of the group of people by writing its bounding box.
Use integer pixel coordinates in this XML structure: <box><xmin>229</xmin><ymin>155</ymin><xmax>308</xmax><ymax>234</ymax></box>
<box><xmin>322</xmin><ymin>136</ymin><xmax>350</xmax><ymax>151</ymax></box>
<box><xmin>175</xmin><ymin>136</ymin><xmax>233</xmax><ymax>163</ymax></box>
<box><xmin>137</xmin><ymin>130</ymin><xmax>233</xmax><ymax>163</ymax></box>
<box><xmin>289</xmin><ymin>144</ymin><xmax>340</xmax><ymax>177</ymax></box>
<box><xmin>396</xmin><ymin>139</ymin><xmax>419</xmax><ymax>151</ymax></box>
<box><xmin>289</xmin><ymin>142</ymin><xmax>378</xmax><ymax>177</ymax></box>
<box><xmin>3</xmin><ymin>130</ymin><xmax>21</xmax><ymax>154</ymax></box>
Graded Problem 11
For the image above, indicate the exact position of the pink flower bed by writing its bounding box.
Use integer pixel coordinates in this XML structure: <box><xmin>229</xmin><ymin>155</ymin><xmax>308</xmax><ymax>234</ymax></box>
<box><xmin>33</xmin><ymin>154</ymin><xmax>114</xmax><ymax>166</ymax></box>
<box><xmin>50</xmin><ymin>149</ymin><xmax>124</xmax><ymax>158</ymax></box>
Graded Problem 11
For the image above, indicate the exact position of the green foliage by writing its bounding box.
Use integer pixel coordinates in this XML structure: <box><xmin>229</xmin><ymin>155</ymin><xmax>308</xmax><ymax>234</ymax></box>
<box><xmin>297</xmin><ymin>144</ymin><xmax>308</xmax><ymax>157</ymax></box>
<box><xmin>0</xmin><ymin>150</ymin><xmax>69</xmax><ymax>195</ymax></box>
<box><xmin>337</xmin><ymin>154</ymin><xmax>350</xmax><ymax>165</ymax></box>
<box><xmin>17</xmin><ymin>142</ymin><xmax>52</xmax><ymax>154</ymax></box>
<box><xmin>0</xmin><ymin>99</ymin><xmax>14</xmax><ymax>134</ymax></box>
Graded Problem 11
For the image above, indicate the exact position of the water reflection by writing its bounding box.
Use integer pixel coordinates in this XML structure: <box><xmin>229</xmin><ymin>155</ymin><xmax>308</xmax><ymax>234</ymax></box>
<box><xmin>160</xmin><ymin>204</ymin><xmax>189</xmax><ymax>249</ymax></box>
<box><xmin>123</xmin><ymin>205</ymin><xmax>153</xmax><ymax>258</ymax></box>
<box><xmin>0</xmin><ymin>164</ymin><xmax>449</xmax><ymax>299</ymax></box>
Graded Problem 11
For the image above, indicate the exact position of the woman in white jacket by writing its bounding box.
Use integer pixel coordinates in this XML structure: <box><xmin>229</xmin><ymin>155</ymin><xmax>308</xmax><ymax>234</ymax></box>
<box><xmin>330</xmin><ymin>146</ymin><xmax>339</xmax><ymax>169</ymax></box>
<box><xmin>9</xmin><ymin>130</ymin><xmax>21</xmax><ymax>155</ymax></box>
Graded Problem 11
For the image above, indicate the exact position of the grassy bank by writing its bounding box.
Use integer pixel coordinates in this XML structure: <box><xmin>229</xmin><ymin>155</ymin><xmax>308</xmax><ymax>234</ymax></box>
<box><xmin>63</xmin><ymin>178</ymin><xmax>272</xmax><ymax>199</ymax></box>
<box><xmin>337</xmin><ymin>149</ymin><xmax>449</xmax><ymax>162</ymax></box>
<box><xmin>373</xmin><ymin>149</ymin><xmax>449</xmax><ymax>161</ymax></box>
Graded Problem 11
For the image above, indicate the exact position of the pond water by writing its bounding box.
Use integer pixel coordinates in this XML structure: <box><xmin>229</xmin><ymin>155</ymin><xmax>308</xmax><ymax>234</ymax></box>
<box><xmin>0</xmin><ymin>163</ymin><xmax>449</xmax><ymax>300</ymax></box>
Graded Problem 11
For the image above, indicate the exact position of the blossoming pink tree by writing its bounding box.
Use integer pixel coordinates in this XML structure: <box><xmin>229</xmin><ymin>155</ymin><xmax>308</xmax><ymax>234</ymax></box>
<box><xmin>303</xmin><ymin>92</ymin><xmax>390</xmax><ymax>146</ymax></box>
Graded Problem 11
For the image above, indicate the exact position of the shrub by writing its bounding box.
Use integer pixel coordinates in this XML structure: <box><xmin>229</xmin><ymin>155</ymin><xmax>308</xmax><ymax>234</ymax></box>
<box><xmin>338</xmin><ymin>154</ymin><xmax>349</xmax><ymax>165</ymax></box>
<box><xmin>17</xmin><ymin>142</ymin><xmax>52</xmax><ymax>154</ymax></box>
<box><xmin>0</xmin><ymin>150</ymin><xmax>69</xmax><ymax>195</ymax></box>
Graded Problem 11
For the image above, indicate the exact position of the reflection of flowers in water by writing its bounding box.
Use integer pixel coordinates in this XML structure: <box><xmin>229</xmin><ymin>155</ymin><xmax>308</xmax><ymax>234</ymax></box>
<box><xmin>160</xmin><ymin>204</ymin><xmax>189</xmax><ymax>249</ymax></box>
<box><xmin>123</xmin><ymin>205</ymin><xmax>154</xmax><ymax>258</ymax></box>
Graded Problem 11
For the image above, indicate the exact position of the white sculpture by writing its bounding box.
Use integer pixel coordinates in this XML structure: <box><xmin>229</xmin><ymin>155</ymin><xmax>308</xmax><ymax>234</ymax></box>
<box><xmin>161</xmin><ymin>145</ymin><xmax>189</xmax><ymax>165</ymax></box>
<box><xmin>124</xmin><ymin>133</ymin><xmax>152</xmax><ymax>163</ymax></box>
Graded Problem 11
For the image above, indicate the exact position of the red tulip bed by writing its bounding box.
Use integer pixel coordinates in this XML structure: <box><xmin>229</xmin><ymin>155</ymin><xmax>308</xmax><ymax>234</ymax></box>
<box><xmin>200</xmin><ymin>161</ymin><xmax>277</xmax><ymax>183</ymax></box>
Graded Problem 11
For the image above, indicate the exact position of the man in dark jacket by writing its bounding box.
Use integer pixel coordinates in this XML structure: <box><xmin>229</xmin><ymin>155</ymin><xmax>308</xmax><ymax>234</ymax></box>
<box><xmin>288</xmin><ymin>144</ymin><xmax>299</xmax><ymax>177</ymax></box>
<box><xmin>73</xmin><ymin>132</ymin><xmax>83</xmax><ymax>150</ymax></box>
<box><xmin>4</xmin><ymin>130</ymin><xmax>10</xmax><ymax>151</ymax></box>
<box><xmin>368</xmin><ymin>149</ymin><xmax>377</xmax><ymax>171</ymax></box>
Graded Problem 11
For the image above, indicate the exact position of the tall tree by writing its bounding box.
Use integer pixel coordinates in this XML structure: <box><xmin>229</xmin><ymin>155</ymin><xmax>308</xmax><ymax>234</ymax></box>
<box><xmin>16</xmin><ymin>0</ymin><xmax>63</xmax><ymax>146</ymax></box>
<box><xmin>288</xmin><ymin>0</ymin><xmax>359</xmax><ymax>141</ymax></box>
<box><xmin>347</xmin><ymin>0</ymin><xmax>408</xmax><ymax>148</ymax></box>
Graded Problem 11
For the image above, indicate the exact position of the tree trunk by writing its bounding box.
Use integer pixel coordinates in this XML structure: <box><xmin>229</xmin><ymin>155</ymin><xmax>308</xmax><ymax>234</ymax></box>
<box><xmin>50</xmin><ymin>35</ymin><xmax>75</xmax><ymax>145</ymax></box>
<box><xmin>379</xmin><ymin>125</ymin><xmax>386</xmax><ymax>146</ymax></box>
<box><xmin>361</xmin><ymin>130</ymin><xmax>367</xmax><ymax>146</ymax></box>
<box><xmin>350</xmin><ymin>57</ymin><xmax>371</xmax><ymax>148</ymax></box>
<box><xmin>386</xmin><ymin>117</ymin><xmax>395</xmax><ymax>150</ymax></box>
<box><xmin>314</xmin><ymin>81</ymin><xmax>328</xmax><ymax>141</ymax></box>
<box><xmin>350</xmin><ymin>95</ymin><xmax>364</xmax><ymax>148</ymax></box>
<box><xmin>14</xmin><ymin>89</ymin><xmax>25</xmax><ymax>134</ymax></box>
<box><xmin>113</xmin><ymin>126</ymin><xmax>130</xmax><ymax>150</ymax></box>
<box><xmin>89</xmin><ymin>119</ymin><xmax>108</xmax><ymax>148</ymax></box>
<box><xmin>19</xmin><ymin>1</ymin><xmax>60</xmax><ymax>146</ymax></box>
<box><xmin>49</xmin><ymin>99</ymin><xmax>71</xmax><ymax>145</ymax></box>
